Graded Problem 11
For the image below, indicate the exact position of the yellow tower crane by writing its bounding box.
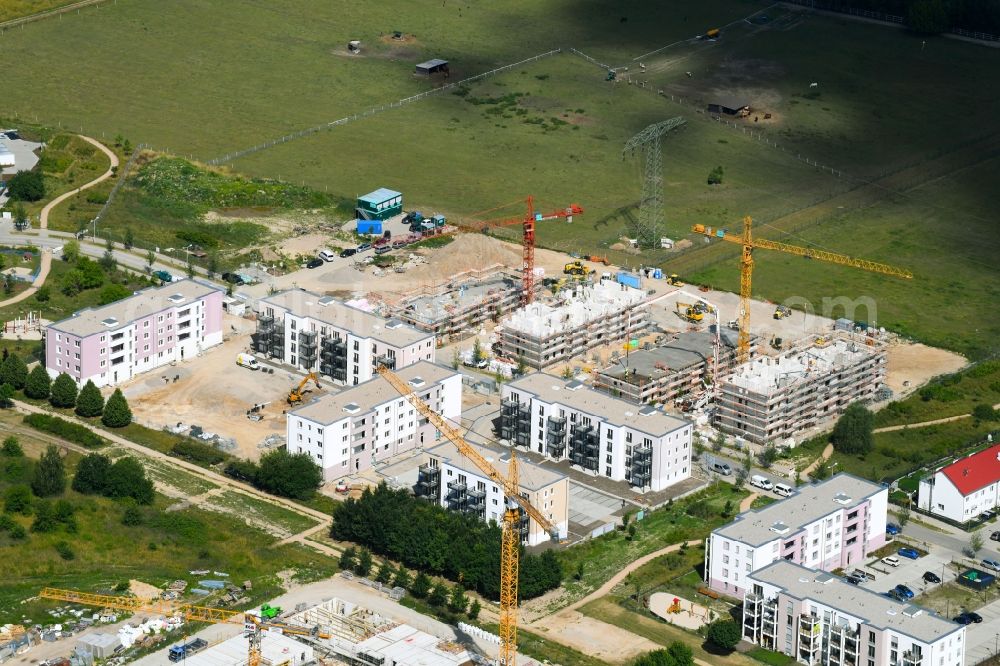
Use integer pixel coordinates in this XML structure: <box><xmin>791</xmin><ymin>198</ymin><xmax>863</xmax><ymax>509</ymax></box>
<box><xmin>693</xmin><ymin>217</ymin><xmax>913</xmax><ymax>364</ymax></box>
<box><xmin>37</xmin><ymin>588</ymin><xmax>330</xmax><ymax>666</ymax></box>
<box><xmin>376</xmin><ymin>365</ymin><xmax>558</xmax><ymax>666</ymax></box>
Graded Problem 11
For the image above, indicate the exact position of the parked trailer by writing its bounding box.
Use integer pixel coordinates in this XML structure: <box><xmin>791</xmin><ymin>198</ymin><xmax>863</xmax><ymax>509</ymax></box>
<box><xmin>168</xmin><ymin>638</ymin><xmax>208</xmax><ymax>662</ymax></box>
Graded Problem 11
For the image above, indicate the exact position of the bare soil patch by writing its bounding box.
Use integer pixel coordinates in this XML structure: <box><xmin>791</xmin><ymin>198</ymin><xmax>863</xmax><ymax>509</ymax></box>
<box><xmin>884</xmin><ymin>341</ymin><xmax>967</xmax><ymax>398</ymax></box>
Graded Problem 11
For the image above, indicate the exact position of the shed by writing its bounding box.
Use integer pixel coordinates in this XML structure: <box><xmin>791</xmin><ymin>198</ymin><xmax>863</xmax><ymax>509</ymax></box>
<box><xmin>707</xmin><ymin>97</ymin><xmax>750</xmax><ymax>116</ymax></box>
<box><xmin>0</xmin><ymin>145</ymin><xmax>14</xmax><ymax>168</ymax></box>
<box><xmin>957</xmin><ymin>569</ymin><xmax>995</xmax><ymax>591</ymax></box>
<box><xmin>415</xmin><ymin>58</ymin><xmax>449</xmax><ymax>76</ymax></box>
<box><xmin>222</xmin><ymin>296</ymin><xmax>246</xmax><ymax>317</ymax></box>
<box><xmin>78</xmin><ymin>633</ymin><xmax>121</xmax><ymax>659</ymax></box>
<box><xmin>357</xmin><ymin>219</ymin><xmax>383</xmax><ymax>235</ymax></box>
<box><xmin>356</xmin><ymin>188</ymin><xmax>402</xmax><ymax>221</ymax></box>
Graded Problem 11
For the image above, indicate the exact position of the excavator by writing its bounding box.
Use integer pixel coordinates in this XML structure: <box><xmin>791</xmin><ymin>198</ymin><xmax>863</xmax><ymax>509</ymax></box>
<box><xmin>563</xmin><ymin>260</ymin><xmax>594</xmax><ymax>276</ymax></box>
<box><xmin>675</xmin><ymin>302</ymin><xmax>704</xmax><ymax>323</ymax></box>
<box><xmin>287</xmin><ymin>372</ymin><xmax>321</xmax><ymax>405</ymax></box>
<box><xmin>665</xmin><ymin>274</ymin><xmax>685</xmax><ymax>287</ymax></box>
<box><xmin>773</xmin><ymin>305</ymin><xmax>792</xmax><ymax>320</ymax></box>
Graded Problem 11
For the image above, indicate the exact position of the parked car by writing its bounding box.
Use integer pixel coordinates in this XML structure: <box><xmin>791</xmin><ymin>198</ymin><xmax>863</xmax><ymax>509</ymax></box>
<box><xmin>221</xmin><ymin>272</ymin><xmax>244</xmax><ymax>285</ymax></box>
<box><xmin>881</xmin><ymin>556</ymin><xmax>900</xmax><ymax>567</ymax></box>
<box><xmin>898</xmin><ymin>547</ymin><xmax>920</xmax><ymax>560</ymax></box>
<box><xmin>991</xmin><ymin>530</ymin><xmax>1000</xmax><ymax>542</ymax></box>
<box><xmin>884</xmin><ymin>589</ymin><xmax>905</xmax><ymax>601</ymax></box>
<box><xmin>845</xmin><ymin>574</ymin><xmax>863</xmax><ymax>585</ymax></box>
<box><xmin>954</xmin><ymin>612</ymin><xmax>983</xmax><ymax>625</ymax></box>
<box><xmin>306</xmin><ymin>258</ymin><xmax>324</xmax><ymax>269</ymax></box>
<box><xmin>923</xmin><ymin>571</ymin><xmax>942</xmax><ymax>584</ymax></box>
<box><xmin>894</xmin><ymin>584</ymin><xmax>914</xmax><ymax>599</ymax></box>
<box><xmin>711</xmin><ymin>461</ymin><xmax>733</xmax><ymax>476</ymax></box>
<box><xmin>954</xmin><ymin>614</ymin><xmax>974</xmax><ymax>625</ymax></box>
<box><xmin>851</xmin><ymin>569</ymin><xmax>875</xmax><ymax>581</ymax></box>
<box><xmin>981</xmin><ymin>508</ymin><xmax>997</xmax><ymax>520</ymax></box>
<box><xmin>339</xmin><ymin>248</ymin><xmax>357</xmax><ymax>258</ymax></box>
<box><xmin>982</xmin><ymin>558</ymin><xmax>1000</xmax><ymax>572</ymax></box>
<box><xmin>885</xmin><ymin>523</ymin><xmax>901</xmax><ymax>536</ymax></box>
<box><xmin>750</xmin><ymin>475</ymin><xmax>773</xmax><ymax>491</ymax></box>
<box><xmin>356</xmin><ymin>243</ymin><xmax>372</xmax><ymax>252</ymax></box>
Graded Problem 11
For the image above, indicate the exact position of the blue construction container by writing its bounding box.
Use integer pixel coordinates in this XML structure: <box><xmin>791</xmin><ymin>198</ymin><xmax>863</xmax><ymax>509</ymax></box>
<box><xmin>653</xmin><ymin>269</ymin><xmax>663</xmax><ymax>279</ymax></box>
<box><xmin>357</xmin><ymin>219</ymin><xmax>383</xmax><ymax>235</ymax></box>
<box><xmin>616</xmin><ymin>272</ymin><xmax>641</xmax><ymax>289</ymax></box>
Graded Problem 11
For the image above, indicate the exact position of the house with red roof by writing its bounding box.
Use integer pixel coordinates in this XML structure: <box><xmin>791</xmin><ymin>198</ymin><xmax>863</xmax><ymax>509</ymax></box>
<box><xmin>917</xmin><ymin>443</ymin><xmax>1000</xmax><ymax>523</ymax></box>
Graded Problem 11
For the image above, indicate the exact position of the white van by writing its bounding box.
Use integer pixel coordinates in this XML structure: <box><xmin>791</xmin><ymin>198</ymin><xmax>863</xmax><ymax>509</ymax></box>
<box><xmin>773</xmin><ymin>482</ymin><xmax>794</xmax><ymax>497</ymax></box>
<box><xmin>750</xmin><ymin>475</ymin><xmax>773</xmax><ymax>491</ymax></box>
<box><xmin>318</xmin><ymin>249</ymin><xmax>337</xmax><ymax>262</ymax></box>
<box><xmin>236</xmin><ymin>353</ymin><xmax>260</xmax><ymax>370</ymax></box>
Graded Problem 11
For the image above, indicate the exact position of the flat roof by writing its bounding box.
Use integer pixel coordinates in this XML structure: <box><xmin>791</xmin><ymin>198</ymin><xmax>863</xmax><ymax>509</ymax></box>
<box><xmin>290</xmin><ymin>360</ymin><xmax>458</xmax><ymax>425</ymax></box>
<box><xmin>599</xmin><ymin>329</ymin><xmax>738</xmax><ymax>380</ymax></box>
<box><xmin>48</xmin><ymin>278</ymin><xmax>222</xmax><ymax>338</ymax></box>
<box><xmin>427</xmin><ymin>439</ymin><xmax>564</xmax><ymax>491</ymax></box>
<box><xmin>714</xmin><ymin>473</ymin><xmax>884</xmax><ymax>546</ymax></box>
<box><xmin>416</xmin><ymin>58</ymin><xmax>449</xmax><ymax>69</ymax></box>
<box><xmin>180</xmin><ymin>631</ymin><xmax>309</xmax><ymax>666</ymax></box>
<box><xmin>503</xmin><ymin>282</ymin><xmax>646</xmax><ymax>339</ymax></box>
<box><xmin>358</xmin><ymin>188</ymin><xmax>401</xmax><ymax>205</ymax></box>
<box><xmin>259</xmin><ymin>289</ymin><xmax>432</xmax><ymax>348</ymax></box>
<box><xmin>357</xmin><ymin>623</ymin><xmax>469</xmax><ymax>666</ymax></box>
<box><xmin>506</xmin><ymin>372</ymin><xmax>691</xmax><ymax>437</ymax></box>
<box><xmin>400</xmin><ymin>274</ymin><xmax>519</xmax><ymax>324</ymax></box>
<box><xmin>751</xmin><ymin>560</ymin><xmax>962</xmax><ymax>645</ymax></box>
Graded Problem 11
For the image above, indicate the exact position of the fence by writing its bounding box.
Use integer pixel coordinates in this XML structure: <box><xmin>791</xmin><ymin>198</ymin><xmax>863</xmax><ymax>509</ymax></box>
<box><xmin>92</xmin><ymin>142</ymin><xmax>146</xmax><ymax>233</ymax></box>
<box><xmin>458</xmin><ymin>622</ymin><xmax>501</xmax><ymax>646</ymax></box>
<box><xmin>208</xmin><ymin>48</ymin><xmax>563</xmax><ymax>165</ymax></box>
<box><xmin>781</xmin><ymin>0</ymin><xmax>999</xmax><ymax>42</ymax></box>
<box><xmin>0</xmin><ymin>0</ymin><xmax>114</xmax><ymax>32</ymax></box>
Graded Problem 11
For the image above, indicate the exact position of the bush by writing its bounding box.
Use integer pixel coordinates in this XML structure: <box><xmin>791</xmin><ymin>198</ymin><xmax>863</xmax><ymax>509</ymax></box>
<box><xmin>174</xmin><ymin>440</ymin><xmax>228</xmax><ymax>465</ymax></box>
<box><xmin>101</xmin><ymin>389</ymin><xmax>132</xmax><ymax>427</ymax></box>
<box><xmin>0</xmin><ymin>384</ymin><xmax>13</xmax><ymax>408</ymax></box>
<box><xmin>707</xmin><ymin>166</ymin><xmax>724</xmax><ymax>185</ymax></box>
<box><xmin>6</xmin><ymin>170</ymin><xmax>45</xmax><ymax>202</ymax></box>
<box><xmin>75</xmin><ymin>380</ymin><xmax>104</xmax><ymax>417</ymax></box>
<box><xmin>31</xmin><ymin>445</ymin><xmax>66</xmax><ymax>498</ymax></box>
<box><xmin>254</xmin><ymin>449</ymin><xmax>322</xmax><ymax>500</ymax></box>
<box><xmin>72</xmin><ymin>453</ymin><xmax>112</xmax><ymax>494</ymax></box>
<box><xmin>23</xmin><ymin>413</ymin><xmax>106</xmax><ymax>448</ymax></box>
<box><xmin>973</xmin><ymin>404</ymin><xmax>998</xmax><ymax>422</ymax></box>
<box><xmin>24</xmin><ymin>365</ymin><xmax>51</xmax><ymax>400</ymax></box>
<box><xmin>831</xmin><ymin>403</ymin><xmax>874</xmax><ymax>455</ymax></box>
<box><xmin>223</xmin><ymin>459</ymin><xmax>259</xmax><ymax>482</ymax></box>
<box><xmin>54</xmin><ymin>541</ymin><xmax>76</xmax><ymax>560</ymax></box>
<box><xmin>706</xmin><ymin>619</ymin><xmax>741</xmax><ymax>652</ymax></box>
<box><xmin>122</xmin><ymin>504</ymin><xmax>143</xmax><ymax>526</ymax></box>
<box><xmin>4</xmin><ymin>485</ymin><xmax>32</xmax><ymax>515</ymax></box>
<box><xmin>1</xmin><ymin>436</ymin><xmax>23</xmax><ymax>456</ymax></box>
<box><xmin>98</xmin><ymin>283</ymin><xmax>132</xmax><ymax>306</ymax></box>
<box><xmin>105</xmin><ymin>457</ymin><xmax>155</xmax><ymax>505</ymax></box>
<box><xmin>50</xmin><ymin>373</ymin><xmax>79</xmax><ymax>408</ymax></box>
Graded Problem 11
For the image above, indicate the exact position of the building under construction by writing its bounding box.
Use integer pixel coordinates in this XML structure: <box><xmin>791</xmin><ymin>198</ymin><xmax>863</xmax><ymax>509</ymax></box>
<box><xmin>715</xmin><ymin>334</ymin><xmax>886</xmax><ymax>445</ymax></box>
<box><xmin>500</xmin><ymin>281</ymin><xmax>648</xmax><ymax>369</ymax></box>
<box><xmin>592</xmin><ymin>329</ymin><xmax>751</xmax><ymax>406</ymax></box>
<box><xmin>392</xmin><ymin>269</ymin><xmax>528</xmax><ymax>342</ymax></box>
<box><xmin>285</xmin><ymin>598</ymin><xmax>473</xmax><ymax>666</ymax></box>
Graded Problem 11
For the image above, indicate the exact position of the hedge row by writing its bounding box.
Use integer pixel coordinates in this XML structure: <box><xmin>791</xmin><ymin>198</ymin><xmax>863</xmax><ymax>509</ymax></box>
<box><xmin>23</xmin><ymin>413</ymin><xmax>106</xmax><ymax>449</ymax></box>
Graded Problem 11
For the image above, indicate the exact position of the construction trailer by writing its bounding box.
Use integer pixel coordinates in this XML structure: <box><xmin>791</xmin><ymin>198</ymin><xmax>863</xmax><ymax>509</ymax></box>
<box><xmin>500</xmin><ymin>281</ymin><xmax>648</xmax><ymax>369</ymax></box>
<box><xmin>593</xmin><ymin>329</ymin><xmax>752</xmax><ymax>405</ymax></box>
<box><xmin>714</xmin><ymin>333</ymin><xmax>886</xmax><ymax>444</ymax></box>
<box><xmin>355</xmin><ymin>188</ymin><xmax>402</xmax><ymax>221</ymax></box>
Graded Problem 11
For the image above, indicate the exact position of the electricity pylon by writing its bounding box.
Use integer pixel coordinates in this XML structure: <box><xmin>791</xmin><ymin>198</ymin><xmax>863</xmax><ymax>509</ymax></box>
<box><xmin>622</xmin><ymin>117</ymin><xmax>686</xmax><ymax>248</ymax></box>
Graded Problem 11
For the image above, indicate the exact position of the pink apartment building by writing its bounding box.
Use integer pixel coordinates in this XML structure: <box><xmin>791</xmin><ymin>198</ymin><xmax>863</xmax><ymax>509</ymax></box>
<box><xmin>45</xmin><ymin>279</ymin><xmax>224</xmax><ymax>388</ymax></box>
<box><xmin>705</xmin><ymin>474</ymin><xmax>888</xmax><ymax>598</ymax></box>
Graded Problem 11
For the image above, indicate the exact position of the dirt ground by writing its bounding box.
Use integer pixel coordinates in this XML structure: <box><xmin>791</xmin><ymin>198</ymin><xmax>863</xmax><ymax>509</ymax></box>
<box><xmin>532</xmin><ymin>610</ymin><xmax>660</xmax><ymax>662</ymax></box>
<box><xmin>883</xmin><ymin>341</ymin><xmax>967</xmax><ymax>396</ymax></box>
<box><xmin>128</xmin><ymin>580</ymin><xmax>162</xmax><ymax>601</ymax></box>
<box><xmin>121</xmin><ymin>315</ymin><xmax>302</xmax><ymax>460</ymax></box>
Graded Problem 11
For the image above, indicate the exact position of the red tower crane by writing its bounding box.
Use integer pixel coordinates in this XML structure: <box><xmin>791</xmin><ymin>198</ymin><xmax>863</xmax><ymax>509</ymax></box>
<box><xmin>456</xmin><ymin>197</ymin><xmax>583</xmax><ymax>305</ymax></box>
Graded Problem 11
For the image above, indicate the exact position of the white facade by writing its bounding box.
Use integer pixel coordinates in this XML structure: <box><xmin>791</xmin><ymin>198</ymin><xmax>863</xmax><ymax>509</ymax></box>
<box><xmin>287</xmin><ymin>361</ymin><xmax>461</xmax><ymax>481</ymax></box>
<box><xmin>500</xmin><ymin>373</ymin><xmax>692</xmax><ymax>492</ymax></box>
<box><xmin>744</xmin><ymin>561</ymin><xmax>964</xmax><ymax>666</ymax></box>
<box><xmin>706</xmin><ymin>474</ymin><xmax>888</xmax><ymax>597</ymax></box>
<box><xmin>917</xmin><ymin>444</ymin><xmax>1000</xmax><ymax>523</ymax></box>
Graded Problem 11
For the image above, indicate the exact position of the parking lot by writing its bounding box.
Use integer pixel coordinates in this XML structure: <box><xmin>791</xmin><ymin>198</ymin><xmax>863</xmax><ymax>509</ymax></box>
<box><xmin>853</xmin><ymin>546</ymin><xmax>955</xmax><ymax>601</ymax></box>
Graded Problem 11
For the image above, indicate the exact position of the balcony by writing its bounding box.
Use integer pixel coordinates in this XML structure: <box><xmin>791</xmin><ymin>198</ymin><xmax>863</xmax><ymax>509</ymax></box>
<box><xmin>374</xmin><ymin>354</ymin><xmax>396</xmax><ymax>370</ymax></box>
<box><xmin>546</xmin><ymin>416</ymin><xmax>567</xmax><ymax>435</ymax></box>
<box><xmin>415</xmin><ymin>464</ymin><xmax>440</xmax><ymax>499</ymax></box>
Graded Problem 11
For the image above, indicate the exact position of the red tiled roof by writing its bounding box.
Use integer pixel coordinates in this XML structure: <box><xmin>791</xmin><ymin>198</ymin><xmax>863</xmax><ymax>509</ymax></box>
<box><xmin>941</xmin><ymin>444</ymin><xmax>1000</xmax><ymax>496</ymax></box>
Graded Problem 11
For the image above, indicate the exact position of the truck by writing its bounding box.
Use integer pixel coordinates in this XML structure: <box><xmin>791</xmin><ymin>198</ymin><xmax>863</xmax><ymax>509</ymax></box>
<box><xmin>236</xmin><ymin>353</ymin><xmax>260</xmax><ymax>370</ymax></box>
<box><xmin>168</xmin><ymin>639</ymin><xmax>208</xmax><ymax>662</ymax></box>
<box><xmin>152</xmin><ymin>270</ymin><xmax>176</xmax><ymax>283</ymax></box>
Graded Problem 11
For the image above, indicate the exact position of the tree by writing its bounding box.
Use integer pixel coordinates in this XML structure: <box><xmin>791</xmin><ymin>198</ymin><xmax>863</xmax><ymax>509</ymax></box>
<box><xmin>13</xmin><ymin>202</ymin><xmax>28</xmax><ymax>230</ymax></box>
<box><xmin>451</xmin><ymin>348</ymin><xmax>460</xmax><ymax>370</ymax></box>
<box><xmin>374</xmin><ymin>564</ymin><xmax>392</xmax><ymax>584</ymax></box>
<box><xmin>31</xmin><ymin>445</ymin><xmax>66</xmax><ymax>497</ymax></box>
<box><xmin>0</xmin><ymin>384</ymin><xmax>13</xmax><ymax>408</ymax></box>
<box><xmin>355</xmin><ymin>548</ymin><xmax>373</xmax><ymax>577</ymax></box>
<box><xmin>898</xmin><ymin>503</ymin><xmax>911</xmax><ymax>530</ymax></box>
<box><xmin>467</xmin><ymin>599</ymin><xmax>481</xmax><ymax>620</ymax></box>
<box><xmin>705</xmin><ymin>619</ymin><xmax>741</xmax><ymax>652</ymax></box>
<box><xmin>99</xmin><ymin>249</ymin><xmax>117</xmax><ymax>272</ymax></box>
<box><xmin>101</xmin><ymin>389</ymin><xmax>132</xmax><ymax>427</ymax></box>
<box><xmin>632</xmin><ymin>642</ymin><xmax>695</xmax><ymax>666</ymax></box>
<box><xmin>24</xmin><ymin>365</ymin><xmax>51</xmax><ymax>400</ymax></box>
<box><xmin>31</xmin><ymin>500</ymin><xmax>59</xmax><ymax>532</ymax></box>
<box><xmin>4</xmin><ymin>485</ymin><xmax>32</xmax><ymax>515</ymax></box>
<box><xmin>969</xmin><ymin>531</ymin><xmax>984</xmax><ymax>558</ymax></box>
<box><xmin>448</xmin><ymin>583</ymin><xmax>468</xmax><ymax>614</ymax></box>
<box><xmin>973</xmin><ymin>404</ymin><xmax>998</xmax><ymax>422</ymax></box>
<box><xmin>392</xmin><ymin>567</ymin><xmax>412</xmax><ymax>590</ymax></box>
<box><xmin>50</xmin><ymin>373</ymin><xmax>79</xmax><ymax>408</ymax></box>
<box><xmin>122</xmin><ymin>504</ymin><xmax>143</xmax><ymax>526</ymax></box>
<box><xmin>7</xmin><ymin>170</ymin><xmax>45</xmax><ymax>201</ymax></box>
<box><xmin>207</xmin><ymin>254</ymin><xmax>219</xmax><ymax>278</ymax></box>
<box><xmin>831</xmin><ymin>403</ymin><xmax>875</xmax><ymax>455</ymax></box>
<box><xmin>98</xmin><ymin>283</ymin><xmax>132</xmax><ymax>306</ymax></box>
<box><xmin>758</xmin><ymin>444</ymin><xmax>778</xmax><ymax>469</ymax></box>
<box><xmin>186</xmin><ymin>257</ymin><xmax>195</xmax><ymax>278</ymax></box>
<box><xmin>339</xmin><ymin>546</ymin><xmax>357</xmax><ymax>571</ymax></box>
<box><xmin>711</xmin><ymin>432</ymin><xmax>725</xmax><ymax>452</ymax></box>
<box><xmin>105</xmin><ymin>456</ymin><xmax>154</xmax><ymax>504</ymax></box>
<box><xmin>515</xmin><ymin>355</ymin><xmax>528</xmax><ymax>378</ymax></box>
<box><xmin>3</xmin><ymin>274</ymin><xmax>13</xmax><ymax>296</ymax></box>
<box><xmin>255</xmin><ymin>449</ymin><xmax>322</xmax><ymax>500</ymax></box>
<box><xmin>72</xmin><ymin>453</ymin><xmax>112</xmax><ymax>494</ymax></box>
<box><xmin>810</xmin><ymin>458</ymin><xmax>832</xmax><ymax>481</ymax></box>
<box><xmin>2</xmin><ymin>436</ymin><xmax>23</xmax><ymax>456</ymax></box>
<box><xmin>75</xmin><ymin>380</ymin><xmax>105</xmax><ymax>417</ymax></box>
<box><xmin>693</xmin><ymin>434</ymin><xmax>705</xmax><ymax>460</ymax></box>
<box><xmin>146</xmin><ymin>249</ymin><xmax>156</xmax><ymax>268</ymax></box>
<box><xmin>0</xmin><ymin>354</ymin><xmax>28</xmax><ymax>390</ymax></box>
<box><xmin>34</xmin><ymin>285</ymin><xmax>51</xmax><ymax>302</ymax></box>
<box><xmin>62</xmin><ymin>240</ymin><xmax>81</xmax><ymax>263</ymax></box>
<box><xmin>410</xmin><ymin>571</ymin><xmax>431</xmax><ymax>598</ymax></box>
<box><xmin>908</xmin><ymin>0</ymin><xmax>949</xmax><ymax>33</ymax></box>
<box><xmin>427</xmin><ymin>583</ymin><xmax>447</xmax><ymax>607</ymax></box>
<box><xmin>472</xmin><ymin>338</ymin><xmax>484</xmax><ymax>364</ymax></box>
<box><xmin>123</xmin><ymin>228</ymin><xmax>135</xmax><ymax>250</ymax></box>
<box><xmin>707</xmin><ymin>166</ymin><xmax>724</xmax><ymax>185</ymax></box>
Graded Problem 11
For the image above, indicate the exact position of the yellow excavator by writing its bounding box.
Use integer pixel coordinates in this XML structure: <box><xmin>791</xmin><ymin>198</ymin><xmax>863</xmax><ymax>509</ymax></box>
<box><xmin>287</xmin><ymin>371</ymin><xmax>321</xmax><ymax>405</ymax></box>
<box><xmin>665</xmin><ymin>273</ymin><xmax>685</xmax><ymax>287</ymax></box>
<box><xmin>563</xmin><ymin>260</ymin><xmax>594</xmax><ymax>276</ymax></box>
<box><xmin>675</xmin><ymin>302</ymin><xmax>704</xmax><ymax>323</ymax></box>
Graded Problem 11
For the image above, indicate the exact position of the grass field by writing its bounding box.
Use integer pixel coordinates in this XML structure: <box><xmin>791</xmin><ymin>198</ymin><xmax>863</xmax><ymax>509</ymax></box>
<box><xmin>876</xmin><ymin>360</ymin><xmax>1000</xmax><ymax>427</ymax></box>
<box><xmin>0</xmin><ymin>0</ymin><xmax>82</xmax><ymax>23</ymax></box>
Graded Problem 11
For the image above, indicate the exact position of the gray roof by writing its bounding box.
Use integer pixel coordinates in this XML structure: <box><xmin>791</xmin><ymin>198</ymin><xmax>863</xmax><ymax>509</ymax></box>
<box><xmin>290</xmin><ymin>361</ymin><xmax>458</xmax><ymax>425</ymax></box>
<box><xmin>358</xmin><ymin>188</ymin><xmax>401</xmax><ymax>205</ymax></box>
<box><xmin>599</xmin><ymin>330</ymin><xmax>738</xmax><ymax>380</ymax></box>
<box><xmin>416</xmin><ymin>58</ymin><xmax>449</xmax><ymax>69</ymax></box>
<box><xmin>710</xmin><ymin>96</ymin><xmax>750</xmax><ymax>110</ymax></box>
<box><xmin>714</xmin><ymin>473</ymin><xmax>884</xmax><ymax>546</ymax></box>
<box><xmin>259</xmin><ymin>289</ymin><xmax>432</xmax><ymax>348</ymax></box>
<box><xmin>506</xmin><ymin>372</ymin><xmax>691</xmax><ymax>437</ymax></box>
<box><xmin>48</xmin><ymin>278</ymin><xmax>222</xmax><ymax>338</ymax></box>
<box><xmin>751</xmin><ymin>560</ymin><xmax>963</xmax><ymax>645</ymax></box>
<box><xmin>427</xmin><ymin>440</ymin><xmax>564</xmax><ymax>492</ymax></box>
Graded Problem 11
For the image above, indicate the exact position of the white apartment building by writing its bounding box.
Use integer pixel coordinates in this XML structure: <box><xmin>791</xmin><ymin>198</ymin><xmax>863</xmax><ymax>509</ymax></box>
<box><xmin>744</xmin><ymin>561</ymin><xmax>964</xmax><ymax>666</ymax></box>
<box><xmin>706</xmin><ymin>474</ymin><xmax>888</xmax><ymax>597</ymax></box>
<box><xmin>45</xmin><ymin>279</ymin><xmax>224</xmax><ymax>388</ymax></box>
<box><xmin>254</xmin><ymin>290</ymin><xmax>435</xmax><ymax>385</ymax></box>
<box><xmin>286</xmin><ymin>361</ymin><xmax>461</xmax><ymax>481</ymax></box>
<box><xmin>500</xmin><ymin>372</ymin><xmax>692</xmax><ymax>492</ymax></box>
<box><xmin>917</xmin><ymin>443</ymin><xmax>1000</xmax><ymax>523</ymax></box>
<box><xmin>417</xmin><ymin>440</ymin><xmax>569</xmax><ymax>546</ymax></box>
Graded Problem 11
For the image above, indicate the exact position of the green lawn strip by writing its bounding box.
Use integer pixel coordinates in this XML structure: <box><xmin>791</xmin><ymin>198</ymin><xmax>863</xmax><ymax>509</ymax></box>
<box><xmin>140</xmin><ymin>457</ymin><xmax>219</xmax><ymax>497</ymax></box>
<box><xmin>875</xmin><ymin>361</ymin><xmax>1000</xmax><ymax>428</ymax></box>
<box><xmin>478</xmin><ymin>621</ymin><xmax>607</xmax><ymax>666</ymax></box>
<box><xmin>207</xmin><ymin>490</ymin><xmax>319</xmax><ymax>536</ymax></box>
<box><xmin>0</xmin><ymin>0</ymin><xmax>83</xmax><ymax>23</ymax></box>
<box><xmin>916</xmin><ymin>580</ymin><xmax>1000</xmax><ymax>616</ymax></box>
<box><xmin>746</xmin><ymin>647</ymin><xmax>797</xmax><ymax>666</ymax></box>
